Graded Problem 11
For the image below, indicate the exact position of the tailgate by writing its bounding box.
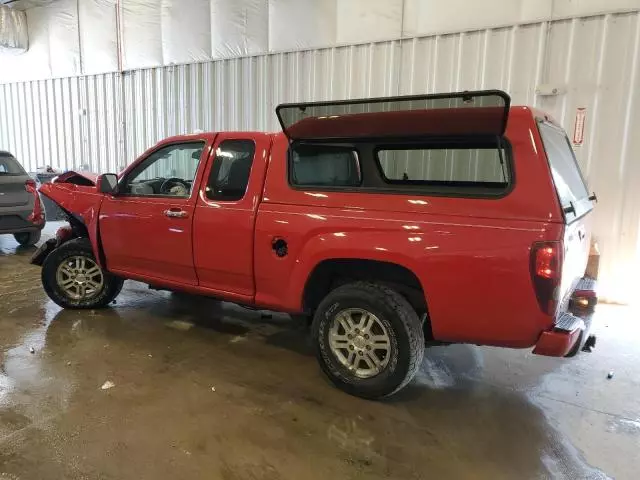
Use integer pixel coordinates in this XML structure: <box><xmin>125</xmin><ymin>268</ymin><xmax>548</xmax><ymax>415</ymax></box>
<box><xmin>560</xmin><ymin>214</ymin><xmax>592</xmax><ymax>301</ymax></box>
<box><xmin>0</xmin><ymin>175</ymin><xmax>30</xmax><ymax>207</ymax></box>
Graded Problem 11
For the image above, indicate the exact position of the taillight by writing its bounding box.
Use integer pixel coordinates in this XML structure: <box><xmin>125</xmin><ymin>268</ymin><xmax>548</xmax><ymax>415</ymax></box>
<box><xmin>25</xmin><ymin>178</ymin><xmax>37</xmax><ymax>193</ymax></box>
<box><xmin>25</xmin><ymin>178</ymin><xmax>45</xmax><ymax>225</ymax></box>
<box><xmin>530</xmin><ymin>242</ymin><xmax>562</xmax><ymax>315</ymax></box>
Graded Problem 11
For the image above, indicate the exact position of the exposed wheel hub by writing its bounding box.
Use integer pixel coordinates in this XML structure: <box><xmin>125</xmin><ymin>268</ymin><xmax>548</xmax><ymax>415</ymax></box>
<box><xmin>352</xmin><ymin>335</ymin><xmax>367</xmax><ymax>350</ymax></box>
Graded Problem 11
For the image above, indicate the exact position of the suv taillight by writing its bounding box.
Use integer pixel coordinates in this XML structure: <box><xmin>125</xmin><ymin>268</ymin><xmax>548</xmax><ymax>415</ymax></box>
<box><xmin>25</xmin><ymin>178</ymin><xmax>37</xmax><ymax>193</ymax></box>
<box><xmin>530</xmin><ymin>242</ymin><xmax>562</xmax><ymax>315</ymax></box>
<box><xmin>25</xmin><ymin>178</ymin><xmax>45</xmax><ymax>225</ymax></box>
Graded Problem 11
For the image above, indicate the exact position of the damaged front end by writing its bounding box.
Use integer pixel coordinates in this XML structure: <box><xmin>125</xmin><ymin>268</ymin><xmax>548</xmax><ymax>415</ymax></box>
<box><xmin>31</xmin><ymin>171</ymin><xmax>106</xmax><ymax>267</ymax></box>
<box><xmin>31</xmin><ymin>223</ymin><xmax>74</xmax><ymax>266</ymax></box>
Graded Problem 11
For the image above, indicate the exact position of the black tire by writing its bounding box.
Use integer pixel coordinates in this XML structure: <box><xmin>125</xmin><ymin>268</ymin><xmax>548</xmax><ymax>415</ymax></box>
<box><xmin>14</xmin><ymin>230</ymin><xmax>41</xmax><ymax>246</ymax></box>
<box><xmin>41</xmin><ymin>238</ymin><xmax>124</xmax><ymax>309</ymax></box>
<box><xmin>312</xmin><ymin>282</ymin><xmax>424</xmax><ymax>399</ymax></box>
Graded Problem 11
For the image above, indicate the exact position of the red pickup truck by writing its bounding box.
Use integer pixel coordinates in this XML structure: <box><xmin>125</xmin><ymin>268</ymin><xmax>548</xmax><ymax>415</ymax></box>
<box><xmin>33</xmin><ymin>90</ymin><xmax>597</xmax><ymax>398</ymax></box>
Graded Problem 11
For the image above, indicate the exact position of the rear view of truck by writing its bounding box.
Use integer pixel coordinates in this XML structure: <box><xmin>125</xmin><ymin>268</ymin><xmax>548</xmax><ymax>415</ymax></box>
<box><xmin>531</xmin><ymin>116</ymin><xmax>597</xmax><ymax>357</ymax></box>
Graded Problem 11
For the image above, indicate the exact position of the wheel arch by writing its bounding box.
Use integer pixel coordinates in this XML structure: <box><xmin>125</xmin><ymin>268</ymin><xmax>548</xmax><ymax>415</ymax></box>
<box><xmin>301</xmin><ymin>258</ymin><xmax>431</xmax><ymax>337</ymax></box>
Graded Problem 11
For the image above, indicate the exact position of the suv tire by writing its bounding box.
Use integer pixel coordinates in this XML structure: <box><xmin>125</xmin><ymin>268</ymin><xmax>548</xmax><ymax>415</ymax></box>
<box><xmin>14</xmin><ymin>230</ymin><xmax>41</xmax><ymax>247</ymax></box>
<box><xmin>312</xmin><ymin>282</ymin><xmax>424</xmax><ymax>399</ymax></box>
<box><xmin>41</xmin><ymin>238</ymin><xmax>124</xmax><ymax>309</ymax></box>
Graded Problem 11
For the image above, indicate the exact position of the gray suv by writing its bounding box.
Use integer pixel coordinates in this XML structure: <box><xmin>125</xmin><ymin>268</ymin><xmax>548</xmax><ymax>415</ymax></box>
<box><xmin>0</xmin><ymin>151</ymin><xmax>45</xmax><ymax>246</ymax></box>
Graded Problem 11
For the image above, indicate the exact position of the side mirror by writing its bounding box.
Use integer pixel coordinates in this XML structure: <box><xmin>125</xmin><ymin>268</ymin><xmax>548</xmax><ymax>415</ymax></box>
<box><xmin>98</xmin><ymin>173</ymin><xmax>119</xmax><ymax>195</ymax></box>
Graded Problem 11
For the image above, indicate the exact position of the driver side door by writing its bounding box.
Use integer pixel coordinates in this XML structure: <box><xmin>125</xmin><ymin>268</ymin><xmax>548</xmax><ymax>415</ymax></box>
<box><xmin>99</xmin><ymin>140</ymin><xmax>211</xmax><ymax>286</ymax></box>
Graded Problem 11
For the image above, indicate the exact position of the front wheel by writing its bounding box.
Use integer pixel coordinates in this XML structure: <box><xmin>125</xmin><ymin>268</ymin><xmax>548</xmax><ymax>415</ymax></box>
<box><xmin>312</xmin><ymin>282</ymin><xmax>425</xmax><ymax>399</ymax></box>
<box><xmin>41</xmin><ymin>238</ymin><xmax>124</xmax><ymax>309</ymax></box>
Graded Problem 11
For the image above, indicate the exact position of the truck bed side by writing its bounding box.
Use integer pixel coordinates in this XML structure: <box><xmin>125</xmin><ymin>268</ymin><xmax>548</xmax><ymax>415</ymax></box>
<box><xmin>254</xmin><ymin>111</ymin><xmax>565</xmax><ymax>348</ymax></box>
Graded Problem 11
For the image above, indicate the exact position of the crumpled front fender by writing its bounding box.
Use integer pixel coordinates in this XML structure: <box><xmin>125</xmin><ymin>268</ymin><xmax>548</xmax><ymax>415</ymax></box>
<box><xmin>53</xmin><ymin>170</ymin><xmax>99</xmax><ymax>185</ymax></box>
<box><xmin>38</xmin><ymin>174</ymin><xmax>106</xmax><ymax>267</ymax></box>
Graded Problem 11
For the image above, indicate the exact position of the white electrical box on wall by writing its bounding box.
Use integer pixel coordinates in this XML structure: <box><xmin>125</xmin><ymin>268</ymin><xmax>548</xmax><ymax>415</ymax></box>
<box><xmin>535</xmin><ymin>84</ymin><xmax>566</xmax><ymax>96</ymax></box>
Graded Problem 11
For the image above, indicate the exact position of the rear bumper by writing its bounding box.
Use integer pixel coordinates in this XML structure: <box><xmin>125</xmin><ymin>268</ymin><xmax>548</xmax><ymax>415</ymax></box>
<box><xmin>533</xmin><ymin>277</ymin><xmax>597</xmax><ymax>358</ymax></box>
<box><xmin>0</xmin><ymin>207</ymin><xmax>45</xmax><ymax>234</ymax></box>
<box><xmin>533</xmin><ymin>310</ymin><xmax>594</xmax><ymax>357</ymax></box>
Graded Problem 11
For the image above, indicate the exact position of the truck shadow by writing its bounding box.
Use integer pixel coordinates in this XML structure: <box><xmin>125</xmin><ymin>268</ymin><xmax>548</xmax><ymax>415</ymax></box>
<box><xmin>150</xmin><ymin>288</ymin><xmax>315</xmax><ymax>356</ymax></box>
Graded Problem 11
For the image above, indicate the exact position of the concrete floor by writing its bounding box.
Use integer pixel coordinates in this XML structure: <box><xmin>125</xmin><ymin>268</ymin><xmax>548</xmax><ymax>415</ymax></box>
<box><xmin>0</xmin><ymin>225</ymin><xmax>638</xmax><ymax>479</ymax></box>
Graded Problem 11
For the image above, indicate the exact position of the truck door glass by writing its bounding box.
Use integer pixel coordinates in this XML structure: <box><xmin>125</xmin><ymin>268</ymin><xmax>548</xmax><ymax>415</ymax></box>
<box><xmin>122</xmin><ymin>142</ymin><xmax>204</xmax><ymax>197</ymax></box>
<box><xmin>206</xmin><ymin>140</ymin><xmax>256</xmax><ymax>201</ymax></box>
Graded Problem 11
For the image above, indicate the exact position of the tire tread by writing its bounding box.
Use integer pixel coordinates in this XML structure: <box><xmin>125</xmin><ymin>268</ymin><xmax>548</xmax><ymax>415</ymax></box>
<box><xmin>313</xmin><ymin>281</ymin><xmax>424</xmax><ymax>399</ymax></box>
<box><xmin>41</xmin><ymin>237</ymin><xmax>123</xmax><ymax>309</ymax></box>
<box><xmin>14</xmin><ymin>230</ymin><xmax>42</xmax><ymax>246</ymax></box>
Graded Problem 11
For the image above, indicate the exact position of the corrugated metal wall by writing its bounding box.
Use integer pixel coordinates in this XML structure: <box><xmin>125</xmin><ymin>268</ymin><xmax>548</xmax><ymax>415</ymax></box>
<box><xmin>1</xmin><ymin>11</ymin><xmax>639</xmax><ymax>302</ymax></box>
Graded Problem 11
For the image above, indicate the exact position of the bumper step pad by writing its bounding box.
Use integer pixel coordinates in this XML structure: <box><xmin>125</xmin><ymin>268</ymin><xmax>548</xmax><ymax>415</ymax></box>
<box><xmin>554</xmin><ymin>312</ymin><xmax>585</xmax><ymax>332</ymax></box>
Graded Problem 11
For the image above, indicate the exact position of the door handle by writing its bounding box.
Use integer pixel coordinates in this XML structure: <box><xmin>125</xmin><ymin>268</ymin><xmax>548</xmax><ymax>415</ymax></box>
<box><xmin>164</xmin><ymin>209</ymin><xmax>188</xmax><ymax>218</ymax></box>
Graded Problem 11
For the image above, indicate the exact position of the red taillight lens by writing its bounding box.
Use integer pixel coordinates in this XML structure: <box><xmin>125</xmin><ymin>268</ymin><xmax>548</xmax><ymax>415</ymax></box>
<box><xmin>530</xmin><ymin>242</ymin><xmax>562</xmax><ymax>315</ymax></box>
<box><xmin>25</xmin><ymin>179</ymin><xmax>37</xmax><ymax>193</ymax></box>
<box><xmin>25</xmin><ymin>178</ymin><xmax>45</xmax><ymax>225</ymax></box>
<box><xmin>535</xmin><ymin>245</ymin><xmax>560</xmax><ymax>280</ymax></box>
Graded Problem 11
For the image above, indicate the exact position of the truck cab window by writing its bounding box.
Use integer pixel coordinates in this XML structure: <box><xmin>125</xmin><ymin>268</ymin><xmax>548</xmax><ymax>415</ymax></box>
<box><xmin>206</xmin><ymin>140</ymin><xmax>256</xmax><ymax>201</ymax></box>
<box><xmin>122</xmin><ymin>142</ymin><xmax>204</xmax><ymax>197</ymax></box>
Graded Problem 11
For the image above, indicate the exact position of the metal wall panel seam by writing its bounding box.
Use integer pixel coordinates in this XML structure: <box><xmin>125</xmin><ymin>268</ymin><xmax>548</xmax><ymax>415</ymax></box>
<box><xmin>455</xmin><ymin>33</ymin><xmax>464</xmax><ymax>91</ymax></box>
<box><xmin>617</xmin><ymin>14</ymin><xmax>640</xmax><ymax>178</ymax></box>
<box><xmin>559</xmin><ymin>18</ymin><xmax>577</xmax><ymax>126</ymax></box>
<box><xmin>584</xmin><ymin>15</ymin><xmax>609</xmax><ymax>177</ymax></box>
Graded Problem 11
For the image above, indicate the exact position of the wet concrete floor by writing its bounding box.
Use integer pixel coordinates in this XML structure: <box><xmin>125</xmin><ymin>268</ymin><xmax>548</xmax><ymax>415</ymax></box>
<box><xmin>0</xmin><ymin>225</ymin><xmax>638</xmax><ymax>479</ymax></box>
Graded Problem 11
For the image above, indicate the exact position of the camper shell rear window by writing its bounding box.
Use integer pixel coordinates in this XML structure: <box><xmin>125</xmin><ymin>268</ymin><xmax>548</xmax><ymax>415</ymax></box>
<box><xmin>537</xmin><ymin>121</ymin><xmax>593</xmax><ymax>222</ymax></box>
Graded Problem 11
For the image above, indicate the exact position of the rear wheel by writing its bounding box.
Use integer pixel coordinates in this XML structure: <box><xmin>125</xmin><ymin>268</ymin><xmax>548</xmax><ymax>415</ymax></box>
<box><xmin>14</xmin><ymin>230</ymin><xmax>41</xmax><ymax>246</ymax></box>
<box><xmin>41</xmin><ymin>238</ymin><xmax>123</xmax><ymax>309</ymax></box>
<box><xmin>312</xmin><ymin>282</ymin><xmax>424</xmax><ymax>399</ymax></box>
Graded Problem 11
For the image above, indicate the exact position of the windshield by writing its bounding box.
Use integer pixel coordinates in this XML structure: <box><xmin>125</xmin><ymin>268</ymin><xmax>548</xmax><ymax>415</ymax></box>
<box><xmin>538</xmin><ymin>121</ymin><xmax>591</xmax><ymax>221</ymax></box>
<box><xmin>0</xmin><ymin>154</ymin><xmax>26</xmax><ymax>175</ymax></box>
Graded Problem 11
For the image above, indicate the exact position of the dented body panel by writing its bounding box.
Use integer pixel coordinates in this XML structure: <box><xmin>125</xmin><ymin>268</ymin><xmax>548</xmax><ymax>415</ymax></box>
<box><xmin>38</xmin><ymin>177</ymin><xmax>105</xmax><ymax>266</ymax></box>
